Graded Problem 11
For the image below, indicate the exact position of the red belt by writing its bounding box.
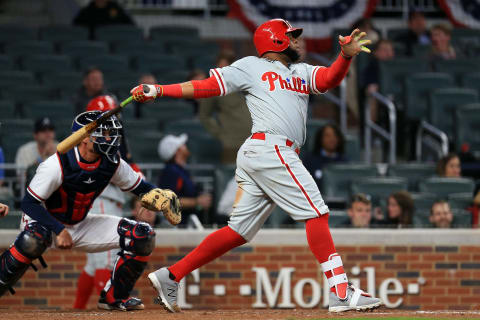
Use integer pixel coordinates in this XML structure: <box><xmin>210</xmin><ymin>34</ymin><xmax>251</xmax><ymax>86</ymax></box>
<box><xmin>251</xmin><ymin>132</ymin><xmax>300</xmax><ymax>154</ymax></box>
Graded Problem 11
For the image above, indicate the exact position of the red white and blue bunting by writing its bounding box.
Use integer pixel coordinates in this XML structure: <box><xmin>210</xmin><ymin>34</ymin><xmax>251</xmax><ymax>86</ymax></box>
<box><xmin>438</xmin><ymin>0</ymin><xmax>480</xmax><ymax>28</ymax></box>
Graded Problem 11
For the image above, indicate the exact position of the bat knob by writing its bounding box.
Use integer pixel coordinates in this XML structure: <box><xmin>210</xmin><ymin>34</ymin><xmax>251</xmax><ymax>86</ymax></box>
<box><xmin>143</xmin><ymin>85</ymin><xmax>150</xmax><ymax>94</ymax></box>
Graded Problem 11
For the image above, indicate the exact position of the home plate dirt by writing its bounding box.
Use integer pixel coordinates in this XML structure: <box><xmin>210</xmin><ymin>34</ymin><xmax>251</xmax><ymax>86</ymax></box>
<box><xmin>0</xmin><ymin>308</ymin><xmax>479</xmax><ymax>320</ymax></box>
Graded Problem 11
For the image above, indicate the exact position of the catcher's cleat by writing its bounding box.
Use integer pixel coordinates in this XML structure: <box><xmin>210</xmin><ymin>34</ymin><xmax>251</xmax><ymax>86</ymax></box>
<box><xmin>97</xmin><ymin>291</ymin><xmax>145</xmax><ymax>311</ymax></box>
<box><xmin>148</xmin><ymin>267</ymin><xmax>181</xmax><ymax>313</ymax></box>
<box><xmin>328</xmin><ymin>284</ymin><xmax>382</xmax><ymax>312</ymax></box>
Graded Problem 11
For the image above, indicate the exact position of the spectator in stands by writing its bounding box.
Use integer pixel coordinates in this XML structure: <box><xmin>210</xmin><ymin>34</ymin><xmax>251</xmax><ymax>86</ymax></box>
<box><xmin>304</xmin><ymin>124</ymin><xmax>347</xmax><ymax>189</ymax></box>
<box><xmin>346</xmin><ymin>193</ymin><xmax>372</xmax><ymax>228</ymax></box>
<box><xmin>15</xmin><ymin>117</ymin><xmax>57</xmax><ymax>179</ymax></box>
<box><xmin>373</xmin><ymin>191</ymin><xmax>414</xmax><ymax>228</ymax></box>
<box><xmin>429</xmin><ymin>23</ymin><xmax>457</xmax><ymax>62</ymax></box>
<box><xmin>394</xmin><ymin>10</ymin><xmax>431</xmax><ymax>56</ymax></box>
<box><xmin>157</xmin><ymin>134</ymin><xmax>212</xmax><ymax>225</ymax></box>
<box><xmin>198</xmin><ymin>50</ymin><xmax>252</xmax><ymax>164</ymax></box>
<box><xmin>74</xmin><ymin>68</ymin><xmax>109</xmax><ymax>114</ymax></box>
<box><xmin>134</xmin><ymin>73</ymin><xmax>157</xmax><ymax>118</ymax></box>
<box><xmin>430</xmin><ymin>200</ymin><xmax>453</xmax><ymax>228</ymax></box>
<box><xmin>0</xmin><ymin>202</ymin><xmax>8</xmax><ymax>217</ymax></box>
<box><xmin>73</xmin><ymin>0</ymin><xmax>134</xmax><ymax>39</ymax></box>
<box><xmin>437</xmin><ymin>153</ymin><xmax>461</xmax><ymax>177</ymax></box>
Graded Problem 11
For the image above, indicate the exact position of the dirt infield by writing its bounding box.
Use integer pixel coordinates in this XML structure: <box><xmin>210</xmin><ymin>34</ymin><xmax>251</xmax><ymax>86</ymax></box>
<box><xmin>0</xmin><ymin>308</ymin><xmax>479</xmax><ymax>320</ymax></box>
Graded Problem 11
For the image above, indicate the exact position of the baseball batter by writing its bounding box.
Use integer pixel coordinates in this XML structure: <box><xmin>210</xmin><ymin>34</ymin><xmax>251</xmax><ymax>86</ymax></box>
<box><xmin>0</xmin><ymin>111</ymin><xmax>180</xmax><ymax>311</ymax></box>
<box><xmin>131</xmin><ymin>19</ymin><xmax>380</xmax><ymax>312</ymax></box>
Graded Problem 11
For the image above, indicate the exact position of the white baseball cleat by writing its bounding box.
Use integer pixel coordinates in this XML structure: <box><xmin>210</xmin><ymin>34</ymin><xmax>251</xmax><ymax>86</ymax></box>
<box><xmin>328</xmin><ymin>284</ymin><xmax>382</xmax><ymax>312</ymax></box>
<box><xmin>148</xmin><ymin>267</ymin><xmax>181</xmax><ymax>313</ymax></box>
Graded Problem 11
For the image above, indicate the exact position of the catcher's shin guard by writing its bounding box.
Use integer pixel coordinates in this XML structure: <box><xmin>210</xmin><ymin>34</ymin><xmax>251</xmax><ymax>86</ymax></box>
<box><xmin>102</xmin><ymin>219</ymin><xmax>155</xmax><ymax>305</ymax></box>
<box><xmin>0</xmin><ymin>223</ymin><xmax>52</xmax><ymax>297</ymax></box>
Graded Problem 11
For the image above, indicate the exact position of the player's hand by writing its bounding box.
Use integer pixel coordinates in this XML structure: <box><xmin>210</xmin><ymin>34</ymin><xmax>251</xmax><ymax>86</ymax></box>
<box><xmin>196</xmin><ymin>193</ymin><xmax>212</xmax><ymax>210</ymax></box>
<box><xmin>339</xmin><ymin>28</ymin><xmax>372</xmax><ymax>58</ymax></box>
<box><xmin>0</xmin><ymin>203</ymin><xmax>9</xmax><ymax>217</ymax></box>
<box><xmin>56</xmin><ymin>228</ymin><xmax>73</xmax><ymax>250</ymax></box>
<box><xmin>130</xmin><ymin>84</ymin><xmax>160</xmax><ymax>103</ymax></box>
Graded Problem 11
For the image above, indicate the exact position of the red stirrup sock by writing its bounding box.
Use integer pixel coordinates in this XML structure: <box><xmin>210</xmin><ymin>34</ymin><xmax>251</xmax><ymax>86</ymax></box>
<box><xmin>306</xmin><ymin>215</ymin><xmax>348</xmax><ymax>299</ymax></box>
<box><xmin>94</xmin><ymin>269</ymin><xmax>112</xmax><ymax>294</ymax></box>
<box><xmin>73</xmin><ymin>270</ymin><xmax>95</xmax><ymax>309</ymax></box>
<box><xmin>168</xmin><ymin>226</ymin><xmax>246</xmax><ymax>282</ymax></box>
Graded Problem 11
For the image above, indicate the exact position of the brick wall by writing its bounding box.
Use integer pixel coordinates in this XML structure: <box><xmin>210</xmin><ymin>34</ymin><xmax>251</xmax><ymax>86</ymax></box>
<box><xmin>1</xmin><ymin>243</ymin><xmax>479</xmax><ymax>310</ymax></box>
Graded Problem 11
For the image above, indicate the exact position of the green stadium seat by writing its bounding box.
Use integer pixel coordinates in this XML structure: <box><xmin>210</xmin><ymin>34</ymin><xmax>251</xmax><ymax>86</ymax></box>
<box><xmin>55</xmin><ymin>118</ymin><xmax>76</xmax><ymax>140</ymax></box>
<box><xmin>412</xmin><ymin>44</ymin><xmax>431</xmax><ymax>58</ymax></box>
<box><xmin>60</xmin><ymin>41</ymin><xmax>109</xmax><ymax>59</ymax></box>
<box><xmin>191</xmin><ymin>55</ymin><xmax>216</xmax><ymax>73</ymax></box>
<box><xmin>461</xmin><ymin>73</ymin><xmax>480</xmax><ymax>95</ymax></box>
<box><xmin>150</xmin><ymin>26</ymin><xmax>200</xmax><ymax>42</ymax></box>
<box><xmin>0</xmin><ymin>26</ymin><xmax>37</xmax><ymax>44</ymax></box>
<box><xmin>303</xmin><ymin>119</ymin><xmax>331</xmax><ymax>153</ymax></box>
<box><xmin>405</xmin><ymin>73</ymin><xmax>454</xmax><ymax>121</ymax></box>
<box><xmin>79</xmin><ymin>54</ymin><xmax>129</xmax><ymax>73</ymax></box>
<box><xmin>321</xmin><ymin>163</ymin><xmax>377</xmax><ymax>200</ymax></box>
<box><xmin>452</xmin><ymin>209</ymin><xmax>472</xmax><ymax>228</ymax></box>
<box><xmin>135</xmin><ymin>54</ymin><xmax>187</xmax><ymax>73</ymax></box>
<box><xmin>379</xmin><ymin>59</ymin><xmax>428</xmax><ymax>101</ymax></box>
<box><xmin>448</xmin><ymin>193</ymin><xmax>473</xmax><ymax>210</ymax></box>
<box><xmin>429</xmin><ymin>88</ymin><xmax>478</xmax><ymax>137</ymax></box>
<box><xmin>345</xmin><ymin>134</ymin><xmax>361</xmax><ymax>162</ymax></box>
<box><xmin>95</xmin><ymin>25</ymin><xmax>144</xmax><ymax>43</ymax></box>
<box><xmin>128</xmin><ymin>131</ymin><xmax>163</xmax><ymax>163</ymax></box>
<box><xmin>188</xmin><ymin>134</ymin><xmax>222</xmax><ymax>164</ymax></box>
<box><xmin>142</xmin><ymin>101</ymin><xmax>194</xmax><ymax>125</ymax></box>
<box><xmin>0</xmin><ymin>100</ymin><xmax>17</xmax><ymax>119</ymax></box>
<box><xmin>4</xmin><ymin>41</ymin><xmax>54</xmax><ymax>61</ymax></box>
<box><xmin>2</xmin><ymin>131</ymin><xmax>33</xmax><ymax>162</ymax></box>
<box><xmin>433</xmin><ymin>59</ymin><xmax>480</xmax><ymax>84</ymax></box>
<box><xmin>2</xmin><ymin>85</ymin><xmax>53</xmax><ymax>106</ymax></box>
<box><xmin>455</xmin><ymin>103</ymin><xmax>480</xmax><ymax>152</ymax></box>
<box><xmin>328</xmin><ymin>210</ymin><xmax>350</xmax><ymax>228</ymax></box>
<box><xmin>0</xmin><ymin>211</ymin><xmax>22</xmax><ymax>229</ymax></box>
<box><xmin>40</xmin><ymin>25</ymin><xmax>88</xmax><ymax>44</ymax></box>
<box><xmin>123</xmin><ymin>119</ymin><xmax>160</xmax><ymax>133</ymax></box>
<box><xmin>330</xmin><ymin>28</ymin><xmax>350</xmax><ymax>56</ymax></box>
<box><xmin>411</xmin><ymin>192</ymin><xmax>437</xmax><ymax>216</ymax></box>
<box><xmin>103</xmin><ymin>71</ymin><xmax>141</xmax><ymax>87</ymax></box>
<box><xmin>112</xmin><ymin>41</ymin><xmax>167</xmax><ymax>58</ymax></box>
<box><xmin>169</xmin><ymin>41</ymin><xmax>220</xmax><ymax>59</ymax></box>
<box><xmin>387</xmin><ymin>28</ymin><xmax>407</xmax><ymax>41</ymax></box>
<box><xmin>23</xmin><ymin>100</ymin><xmax>75</xmax><ymax>121</ymax></box>
<box><xmin>155</xmin><ymin>70</ymin><xmax>190</xmax><ymax>84</ymax></box>
<box><xmin>0</xmin><ymin>70</ymin><xmax>35</xmax><ymax>87</ymax></box>
<box><xmin>42</xmin><ymin>71</ymin><xmax>82</xmax><ymax>93</ymax></box>
<box><xmin>0</xmin><ymin>55</ymin><xmax>14</xmax><ymax>70</ymax></box>
<box><xmin>21</xmin><ymin>54</ymin><xmax>73</xmax><ymax>74</ymax></box>
<box><xmin>419</xmin><ymin>177</ymin><xmax>475</xmax><ymax>199</ymax></box>
<box><xmin>387</xmin><ymin>163</ymin><xmax>436</xmax><ymax>191</ymax></box>
<box><xmin>164</xmin><ymin>119</ymin><xmax>208</xmax><ymax>136</ymax></box>
<box><xmin>351</xmin><ymin>177</ymin><xmax>408</xmax><ymax>206</ymax></box>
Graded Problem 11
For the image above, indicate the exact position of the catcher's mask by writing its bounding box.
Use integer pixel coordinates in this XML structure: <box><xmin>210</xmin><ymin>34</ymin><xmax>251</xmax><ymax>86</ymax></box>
<box><xmin>72</xmin><ymin>111</ymin><xmax>122</xmax><ymax>163</ymax></box>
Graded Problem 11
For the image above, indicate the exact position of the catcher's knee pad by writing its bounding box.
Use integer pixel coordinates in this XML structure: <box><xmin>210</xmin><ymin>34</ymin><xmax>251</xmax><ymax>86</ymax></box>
<box><xmin>0</xmin><ymin>222</ymin><xmax>52</xmax><ymax>296</ymax></box>
<box><xmin>117</xmin><ymin>218</ymin><xmax>155</xmax><ymax>256</ymax></box>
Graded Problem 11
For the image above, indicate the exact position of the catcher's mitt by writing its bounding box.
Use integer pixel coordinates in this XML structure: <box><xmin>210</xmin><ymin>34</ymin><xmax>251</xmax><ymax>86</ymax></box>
<box><xmin>140</xmin><ymin>188</ymin><xmax>181</xmax><ymax>225</ymax></box>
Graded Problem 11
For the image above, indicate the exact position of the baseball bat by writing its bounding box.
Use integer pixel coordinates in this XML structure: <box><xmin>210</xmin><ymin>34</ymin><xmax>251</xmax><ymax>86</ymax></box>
<box><xmin>56</xmin><ymin>86</ymin><xmax>150</xmax><ymax>154</ymax></box>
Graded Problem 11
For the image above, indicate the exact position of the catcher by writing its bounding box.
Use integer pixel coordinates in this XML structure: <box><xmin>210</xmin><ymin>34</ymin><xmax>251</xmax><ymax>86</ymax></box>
<box><xmin>0</xmin><ymin>111</ymin><xmax>181</xmax><ymax>311</ymax></box>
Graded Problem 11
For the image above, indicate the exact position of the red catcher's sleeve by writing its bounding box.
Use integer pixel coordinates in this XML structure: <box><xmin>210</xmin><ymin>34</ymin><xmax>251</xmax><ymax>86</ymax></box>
<box><xmin>191</xmin><ymin>76</ymin><xmax>221</xmax><ymax>98</ymax></box>
<box><xmin>313</xmin><ymin>54</ymin><xmax>352</xmax><ymax>93</ymax></box>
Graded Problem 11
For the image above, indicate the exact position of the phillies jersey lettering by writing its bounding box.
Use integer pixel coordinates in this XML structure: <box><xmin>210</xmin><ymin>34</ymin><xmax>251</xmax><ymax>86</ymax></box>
<box><xmin>210</xmin><ymin>56</ymin><xmax>325</xmax><ymax>146</ymax></box>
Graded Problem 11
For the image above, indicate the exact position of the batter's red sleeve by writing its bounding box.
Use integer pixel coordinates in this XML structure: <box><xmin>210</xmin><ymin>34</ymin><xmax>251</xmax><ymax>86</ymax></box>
<box><xmin>312</xmin><ymin>54</ymin><xmax>352</xmax><ymax>93</ymax></box>
<box><xmin>191</xmin><ymin>76</ymin><xmax>221</xmax><ymax>98</ymax></box>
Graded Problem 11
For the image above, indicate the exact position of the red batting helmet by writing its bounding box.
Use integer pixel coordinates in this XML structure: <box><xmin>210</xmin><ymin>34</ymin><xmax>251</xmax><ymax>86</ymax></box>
<box><xmin>253</xmin><ymin>19</ymin><xmax>303</xmax><ymax>56</ymax></box>
<box><xmin>86</xmin><ymin>95</ymin><xmax>117</xmax><ymax>112</ymax></box>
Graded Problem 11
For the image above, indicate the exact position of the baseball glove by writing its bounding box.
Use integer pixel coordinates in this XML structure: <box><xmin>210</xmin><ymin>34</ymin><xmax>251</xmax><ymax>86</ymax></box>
<box><xmin>141</xmin><ymin>188</ymin><xmax>181</xmax><ymax>225</ymax></box>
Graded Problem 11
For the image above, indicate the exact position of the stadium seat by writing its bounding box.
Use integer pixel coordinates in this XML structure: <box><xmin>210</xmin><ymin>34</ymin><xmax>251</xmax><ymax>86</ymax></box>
<box><xmin>103</xmin><ymin>71</ymin><xmax>141</xmax><ymax>87</ymax></box>
<box><xmin>0</xmin><ymin>100</ymin><xmax>17</xmax><ymax>119</ymax></box>
<box><xmin>142</xmin><ymin>101</ymin><xmax>194</xmax><ymax>126</ymax></box>
<box><xmin>191</xmin><ymin>55</ymin><xmax>217</xmax><ymax>73</ymax></box>
<box><xmin>0</xmin><ymin>70</ymin><xmax>35</xmax><ymax>87</ymax></box>
<box><xmin>433</xmin><ymin>59</ymin><xmax>480</xmax><ymax>84</ymax></box>
<box><xmin>412</xmin><ymin>44</ymin><xmax>431</xmax><ymax>58</ymax></box>
<box><xmin>135</xmin><ymin>54</ymin><xmax>187</xmax><ymax>73</ymax></box>
<box><xmin>2</xmin><ymin>85</ymin><xmax>53</xmax><ymax>106</ymax></box>
<box><xmin>23</xmin><ymin>100</ymin><xmax>75</xmax><ymax>121</ymax></box>
<box><xmin>345</xmin><ymin>134</ymin><xmax>362</xmax><ymax>162</ymax></box>
<box><xmin>303</xmin><ymin>119</ymin><xmax>331</xmax><ymax>153</ymax></box>
<box><xmin>169</xmin><ymin>41</ymin><xmax>220</xmax><ymax>59</ymax></box>
<box><xmin>455</xmin><ymin>103</ymin><xmax>480</xmax><ymax>152</ymax></box>
<box><xmin>419</xmin><ymin>177</ymin><xmax>475</xmax><ymax>199</ymax></box>
<box><xmin>123</xmin><ymin>119</ymin><xmax>160</xmax><ymax>133</ymax></box>
<box><xmin>351</xmin><ymin>177</ymin><xmax>408</xmax><ymax>206</ymax></box>
<box><xmin>164</xmin><ymin>118</ymin><xmax>209</xmax><ymax>136</ymax></box>
<box><xmin>321</xmin><ymin>163</ymin><xmax>377</xmax><ymax>200</ymax></box>
<box><xmin>328</xmin><ymin>210</ymin><xmax>350</xmax><ymax>228</ymax></box>
<box><xmin>0</xmin><ymin>55</ymin><xmax>14</xmax><ymax>70</ymax></box>
<box><xmin>188</xmin><ymin>133</ymin><xmax>223</xmax><ymax>164</ymax></box>
<box><xmin>461</xmin><ymin>72</ymin><xmax>480</xmax><ymax>95</ymax></box>
<box><xmin>411</xmin><ymin>192</ymin><xmax>437</xmax><ymax>216</ymax></box>
<box><xmin>150</xmin><ymin>26</ymin><xmax>200</xmax><ymax>42</ymax></box>
<box><xmin>128</xmin><ymin>131</ymin><xmax>163</xmax><ymax>163</ymax></box>
<box><xmin>387</xmin><ymin>28</ymin><xmax>407</xmax><ymax>42</ymax></box>
<box><xmin>405</xmin><ymin>73</ymin><xmax>454</xmax><ymax>121</ymax></box>
<box><xmin>42</xmin><ymin>71</ymin><xmax>82</xmax><ymax>95</ymax></box>
<box><xmin>429</xmin><ymin>88</ymin><xmax>478</xmax><ymax>137</ymax></box>
<box><xmin>448</xmin><ymin>193</ymin><xmax>473</xmax><ymax>210</ymax></box>
<box><xmin>21</xmin><ymin>54</ymin><xmax>73</xmax><ymax>75</ymax></box>
<box><xmin>79</xmin><ymin>54</ymin><xmax>129</xmax><ymax>73</ymax></box>
<box><xmin>4</xmin><ymin>41</ymin><xmax>54</xmax><ymax>61</ymax></box>
<box><xmin>0</xmin><ymin>211</ymin><xmax>22</xmax><ymax>229</ymax></box>
<box><xmin>112</xmin><ymin>41</ymin><xmax>167</xmax><ymax>58</ymax></box>
<box><xmin>155</xmin><ymin>70</ymin><xmax>191</xmax><ymax>84</ymax></box>
<box><xmin>40</xmin><ymin>25</ymin><xmax>89</xmax><ymax>44</ymax></box>
<box><xmin>60</xmin><ymin>41</ymin><xmax>109</xmax><ymax>59</ymax></box>
<box><xmin>387</xmin><ymin>163</ymin><xmax>436</xmax><ymax>191</ymax></box>
<box><xmin>0</xmin><ymin>26</ymin><xmax>37</xmax><ymax>45</ymax></box>
<box><xmin>95</xmin><ymin>25</ymin><xmax>144</xmax><ymax>43</ymax></box>
<box><xmin>379</xmin><ymin>58</ymin><xmax>428</xmax><ymax>101</ymax></box>
<box><xmin>2</xmin><ymin>131</ymin><xmax>33</xmax><ymax>162</ymax></box>
<box><xmin>452</xmin><ymin>209</ymin><xmax>472</xmax><ymax>228</ymax></box>
<box><xmin>330</xmin><ymin>28</ymin><xmax>350</xmax><ymax>56</ymax></box>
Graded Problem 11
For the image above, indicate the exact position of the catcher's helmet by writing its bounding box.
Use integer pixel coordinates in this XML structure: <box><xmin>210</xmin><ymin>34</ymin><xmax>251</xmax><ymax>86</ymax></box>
<box><xmin>72</xmin><ymin>111</ymin><xmax>122</xmax><ymax>163</ymax></box>
<box><xmin>86</xmin><ymin>95</ymin><xmax>117</xmax><ymax>112</ymax></box>
<box><xmin>253</xmin><ymin>19</ymin><xmax>303</xmax><ymax>56</ymax></box>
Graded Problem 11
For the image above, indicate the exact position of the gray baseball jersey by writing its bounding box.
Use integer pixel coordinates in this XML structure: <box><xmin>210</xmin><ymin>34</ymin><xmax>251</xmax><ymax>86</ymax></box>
<box><xmin>210</xmin><ymin>56</ymin><xmax>325</xmax><ymax>147</ymax></box>
<box><xmin>210</xmin><ymin>56</ymin><xmax>330</xmax><ymax>241</ymax></box>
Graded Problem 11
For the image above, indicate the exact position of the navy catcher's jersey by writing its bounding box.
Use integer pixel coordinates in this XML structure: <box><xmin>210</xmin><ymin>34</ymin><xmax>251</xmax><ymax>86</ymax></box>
<box><xmin>27</xmin><ymin>147</ymin><xmax>141</xmax><ymax>225</ymax></box>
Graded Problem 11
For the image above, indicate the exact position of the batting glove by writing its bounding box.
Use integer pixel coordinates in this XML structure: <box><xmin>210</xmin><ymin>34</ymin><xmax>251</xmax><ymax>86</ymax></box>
<box><xmin>130</xmin><ymin>84</ymin><xmax>162</xmax><ymax>103</ymax></box>
<box><xmin>339</xmin><ymin>28</ymin><xmax>372</xmax><ymax>58</ymax></box>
